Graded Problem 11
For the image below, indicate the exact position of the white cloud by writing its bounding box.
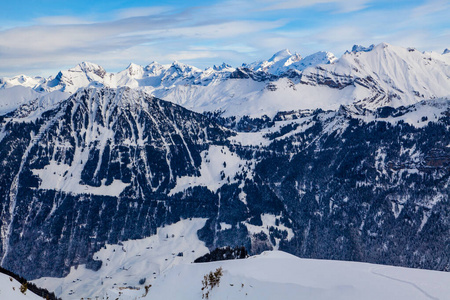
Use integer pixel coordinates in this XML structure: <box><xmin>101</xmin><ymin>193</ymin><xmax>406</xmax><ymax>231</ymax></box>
<box><xmin>0</xmin><ymin>7</ymin><xmax>285</xmax><ymax>76</ymax></box>
<box><xmin>411</xmin><ymin>0</ymin><xmax>450</xmax><ymax>17</ymax></box>
<box><xmin>260</xmin><ymin>0</ymin><xmax>370</xmax><ymax>13</ymax></box>
<box><xmin>114</xmin><ymin>6</ymin><xmax>174</xmax><ymax>19</ymax></box>
<box><xmin>0</xmin><ymin>0</ymin><xmax>449</xmax><ymax>77</ymax></box>
<box><xmin>34</xmin><ymin>16</ymin><xmax>93</xmax><ymax>25</ymax></box>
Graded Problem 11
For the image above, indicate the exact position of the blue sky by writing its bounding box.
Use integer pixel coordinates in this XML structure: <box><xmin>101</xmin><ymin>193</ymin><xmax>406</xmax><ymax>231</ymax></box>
<box><xmin>0</xmin><ymin>0</ymin><xmax>448</xmax><ymax>77</ymax></box>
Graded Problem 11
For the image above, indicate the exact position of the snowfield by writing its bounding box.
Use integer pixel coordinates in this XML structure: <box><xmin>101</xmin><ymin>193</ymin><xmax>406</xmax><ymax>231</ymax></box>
<box><xmin>0</xmin><ymin>273</ymin><xmax>44</xmax><ymax>300</ymax></box>
<box><xmin>141</xmin><ymin>251</ymin><xmax>450</xmax><ymax>300</ymax></box>
<box><xmin>33</xmin><ymin>219</ymin><xmax>450</xmax><ymax>300</ymax></box>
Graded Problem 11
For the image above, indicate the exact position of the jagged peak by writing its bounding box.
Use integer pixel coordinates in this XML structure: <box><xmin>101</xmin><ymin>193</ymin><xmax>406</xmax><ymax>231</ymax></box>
<box><xmin>126</xmin><ymin>62</ymin><xmax>142</xmax><ymax>69</ymax></box>
<box><xmin>68</xmin><ymin>61</ymin><xmax>107</xmax><ymax>79</ymax></box>
<box><xmin>268</xmin><ymin>49</ymin><xmax>293</xmax><ymax>62</ymax></box>
<box><xmin>170</xmin><ymin>61</ymin><xmax>201</xmax><ymax>73</ymax></box>
<box><xmin>144</xmin><ymin>61</ymin><xmax>166</xmax><ymax>73</ymax></box>
<box><xmin>213</xmin><ymin>63</ymin><xmax>233</xmax><ymax>71</ymax></box>
<box><xmin>126</xmin><ymin>63</ymin><xmax>144</xmax><ymax>76</ymax></box>
<box><xmin>71</xmin><ymin>61</ymin><xmax>105</xmax><ymax>73</ymax></box>
<box><xmin>304</xmin><ymin>51</ymin><xmax>336</xmax><ymax>61</ymax></box>
<box><xmin>145</xmin><ymin>61</ymin><xmax>162</xmax><ymax>68</ymax></box>
<box><xmin>350</xmin><ymin>44</ymin><xmax>375</xmax><ymax>53</ymax></box>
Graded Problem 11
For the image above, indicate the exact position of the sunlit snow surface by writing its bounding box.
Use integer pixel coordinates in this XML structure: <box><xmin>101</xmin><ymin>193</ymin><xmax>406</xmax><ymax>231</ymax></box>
<box><xmin>143</xmin><ymin>251</ymin><xmax>450</xmax><ymax>300</ymax></box>
<box><xmin>33</xmin><ymin>218</ymin><xmax>450</xmax><ymax>300</ymax></box>
<box><xmin>32</xmin><ymin>161</ymin><xmax>129</xmax><ymax>197</ymax></box>
<box><xmin>169</xmin><ymin>145</ymin><xmax>255</xmax><ymax>195</ymax></box>
<box><xmin>0</xmin><ymin>273</ymin><xmax>44</xmax><ymax>300</ymax></box>
<box><xmin>33</xmin><ymin>218</ymin><xmax>209</xmax><ymax>299</ymax></box>
<box><xmin>0</xmin><ymin>86</ymin><xmax>69</xmax><ymax>116</ymax></box>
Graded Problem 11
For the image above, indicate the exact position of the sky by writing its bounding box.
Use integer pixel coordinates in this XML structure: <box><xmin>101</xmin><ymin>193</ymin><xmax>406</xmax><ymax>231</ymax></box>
<box><xmin>0</xmin><ymin>0</ymin><xmax>449</xmax><ymax>77</ymax></box>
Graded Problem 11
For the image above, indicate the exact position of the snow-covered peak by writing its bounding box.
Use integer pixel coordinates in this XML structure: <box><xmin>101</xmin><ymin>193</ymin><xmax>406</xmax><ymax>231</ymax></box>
<box><xmin>290</xmin><ymin>51</ymin><xmax>337</xmax><ymax>71</ymax></box>
<box><xmin>302</xmin><ymin>42</ymin><xmax>450</xmax><ymax>108</ymax></box>
<box><xmin>350</xmin><ymin>44</ymin><xmax>375</xmax><ymax>53</ymax></box>
<box><xmin>70</xmin><ymin>61</ymin><xmax>106</xmax><ymax>78</ymax></box>
<box><xmin>125</xmin><ymin>63</ymin><xmax>144</xmax><ymax>77</ymax></box>
<box><xmin>0</xmin><ymin>74</ymin><xmax>45</xmax><ymax>89</ymax></box>
<box><xmin>268</xmin><ymin>49</ymin><xmax>292</xmax><ymax>62</ymax></box>
<box><xmin>170</xmin><ymin>61</ymin><xmax>201</xmax><ymax>73</ymax></box>
<box><xmin>247</xmin><ymin>49</ymin><xmax>302</xmax><ymax>75</ymax></box>
<box><xmin>144</xmin><ymin>61</ymin><xmax>165</xmax><ymax>72</ymax></box>
<box><xmin>158</xmin><ymin>61</ymin><xmax>202</xmax><ymax>83</ymax></box>
<box><xmin>443</xmin><ymin>48</ymin><xmax>450</xmax><ymax>55</ymax></box>
<box><xmin>213</xmin><ymin>63</ymin><xmax>233</xmax><ymax>71</ymax></box>
<box><xmin>1</xmin><ymin>42</ymin><xmax>449</xmax><ymax>119</ymax></box>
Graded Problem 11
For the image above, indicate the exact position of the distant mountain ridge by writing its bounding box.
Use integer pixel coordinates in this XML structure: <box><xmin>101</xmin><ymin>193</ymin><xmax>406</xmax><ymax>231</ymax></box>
<box><xmin>1</xmin><ymin>43</ymin><xmax>448</xmax><ymax>118</ymax></box>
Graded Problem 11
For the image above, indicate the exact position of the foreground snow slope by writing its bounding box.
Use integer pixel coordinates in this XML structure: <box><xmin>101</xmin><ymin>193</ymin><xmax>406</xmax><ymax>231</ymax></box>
<box><xmin>0</xmin><ymin>273</ymin><xmax>44</xmax><ymax>300</ymax></box>
<box><xmin>34</xmin><ymin>219</ymin><xmax>450</xmax><ymax>300</ymax></box>
<box><xmin>33</xmin><ymin>218</ymin><xmax>210</xmax><ymax>300</ymax></box>
<box><xmin>141</xmin><ymin>251</ymin><xmax>450</xmax><ymax>300</ymax></box>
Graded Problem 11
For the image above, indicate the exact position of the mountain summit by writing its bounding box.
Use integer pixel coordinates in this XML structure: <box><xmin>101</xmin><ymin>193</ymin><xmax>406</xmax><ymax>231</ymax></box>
<box><xmin>1</xmin><ymin>43</ymin><xmax>449</xmax><ymax>117</ymax></box>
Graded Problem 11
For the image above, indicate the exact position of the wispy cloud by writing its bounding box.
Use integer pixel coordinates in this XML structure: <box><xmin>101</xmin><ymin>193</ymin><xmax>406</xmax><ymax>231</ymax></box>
<box><xmin>0</xmin><ymin>0</ymin><xmax>448</xmax><ymax>77</ymax></box>
<box><xmin>114</xmin><ymin>6</ymin><xmax>175</xmax><ymax>19</ymax></box>
<box><xmin>0</xmin><ymin>6</ymin><xmax>285</xmax><ymax>76</ymax></box>
<box><xmin>260</xmin><ymin>0</ymin><xmax>370</xmax><ymax>13</ymax></box>
<box><xmin>34</xmin><ymin>16</ymin><xmax>93</xmax><ymax>25</ymax></box>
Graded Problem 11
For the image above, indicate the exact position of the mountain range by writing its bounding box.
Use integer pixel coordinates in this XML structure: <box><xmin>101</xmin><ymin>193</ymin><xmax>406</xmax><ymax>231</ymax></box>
<box><xmin>0</xmin><ymin>42</ymin><xmax>449</xmax><ymax>299</ymax></box>
<box><xmin>1</xmin><ymin>43</ymin><xmax>449</xmax><ymax>118</ymax></box>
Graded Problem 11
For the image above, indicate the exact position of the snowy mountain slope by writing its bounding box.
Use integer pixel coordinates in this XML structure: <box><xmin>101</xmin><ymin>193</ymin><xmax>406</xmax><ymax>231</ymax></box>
<box><xmin>243</xmin><ymin>49</ymin><xmax>302</xmax><ymax>75</ymax></box>
<box><xmin>0</xmin><ymin>43</ymin><xmax>450</xmax><ymax>117</ymax></box>
<box><xmin>35</xmin><ymin>241</ymin><xmax>450</xmax><ymax>300</ymax></box>
<box><xmin>2</xmin><ymin>43</ymin><xmax>447</xmax><ymax>119</ymax></box>
<box><xmin>33</xmin><ymin>218</ymin><xmax>209</xmax><ymax>300</ymax></box>
<box><xmin>152</xmin><ymin>76</ymin><xmax>364</xmax><ymax>118</ymax></box>
<box><xmin>0</xmin><ymin>87</ymin><xmax>237</xmax><ymax>280</ymax></box>
<box><xmin>138</xmin><ymin>251</ymin><xmax>450</xmax><ymax>300</ymax></box>
<box><xmin>0</xmin><ymin>273</ymin><xmax>45</xmax><ymax>300</ymax></box>
<box><xmin>0</xmin><ymin>87</ymin><xmax>70</xmax><ymax>119</ymax></box>
<box><xmin>0</xmin><ymin>86</ymin><xmax>41</xmax><ymax>115</ymax></box>
<box><xmin>1</xmin><ymin>84</ymin><xmax>449</xmax><ymax>284</ymax></box>
<box><xmin>301</xmin><ymin>43</ymin><xmax>450</xmax><ymax>108</ymax></box>
<box><xmin>0</xmin><ymin>75</ymin><xmax>46</xmax><ymax>90</ymax></box>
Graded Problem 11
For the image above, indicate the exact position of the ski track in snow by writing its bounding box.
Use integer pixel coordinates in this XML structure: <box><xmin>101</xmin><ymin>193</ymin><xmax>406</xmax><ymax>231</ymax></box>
<box><xmin>370</xmin><ymin>267</ymin><xmax>439</xmax><ymax>300</ymax></box>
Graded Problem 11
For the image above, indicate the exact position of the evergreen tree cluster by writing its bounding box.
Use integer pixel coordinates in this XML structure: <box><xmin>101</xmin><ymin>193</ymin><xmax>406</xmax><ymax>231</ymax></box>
<box><xmin>194</xmin><ymin>246</ymin><xmax>248</xmax><ymax>263</ymax></box>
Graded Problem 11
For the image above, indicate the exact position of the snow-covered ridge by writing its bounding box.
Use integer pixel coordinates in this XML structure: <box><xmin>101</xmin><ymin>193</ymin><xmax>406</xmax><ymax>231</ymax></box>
<box><xmin>1</xmin><ymin>48</ymin><xmax>336</xmax><ymax>93</ymax></box>
<box><xmin>301</xmin><ymin>43</ymin><xmax>450</xmax><ymax>108</ymax></box>
<box><xmin>1</xmin><ymin>43</ymin><xmax>449</xmax><ymax>118</ymax></box>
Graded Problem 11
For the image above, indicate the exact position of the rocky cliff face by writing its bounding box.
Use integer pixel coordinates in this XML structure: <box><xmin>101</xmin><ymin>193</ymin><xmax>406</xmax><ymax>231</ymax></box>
<box><xmin>0</xmin><ymin>86</ymin><xmax>448</xmax><ymax>280</ymax></box>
